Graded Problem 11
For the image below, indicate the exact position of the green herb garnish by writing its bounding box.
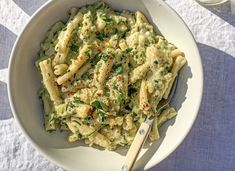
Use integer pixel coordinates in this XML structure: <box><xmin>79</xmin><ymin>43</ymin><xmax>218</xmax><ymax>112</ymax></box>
<box><xmin>82</xmin><ymin>117</ymin><xmax>91</xmax><ymax>125</ymax></box>
<box><xmin>91</xmin><ymin>53</ymin><xmax>101</xmax><ymax>65</ymax></box>
<box><xmin>100</xmin><ymin>13</ymin><xmax>113</xmax><ymax>24</ymax></box>
<box><xmin>96</xmin><ymin>32</ymin><xmax>107</xmax><ymax>41</ymax></box>
<box><xmin>112</xmin><ymin>83</ymin><xmax>118</xmax><ymax>90</ymax></box>
<box><xmin>73</xmin><ymin>96</ymin><xmax>84</xmax><ymax>104</ymax></box>
<box><xmin>84</xmin><ymin>130</ymin><xmax>96</xmax><ymax>137</ymax></box>
<box><xmin>120</xmin><ymin>54</ymin><xmax>126</xmax><ymax>61</ymax></box>
<box><xmin>113</xmin><ymin>63</ymin><xmax>123</xmax><ymax>74</ymax></box>
<box><xmin>98</xmin><ymin>110</ymin><xmax>106</xmax><ymax>122</ymax></box>
<box><xmin>117</xmin><ymin>92</ymin><xmax>125</xmax><ymax>102</ymax></box>
<box><xmin>133</xmin><ymin>116</ymin><xmax>140</xmax><ymax>122</ymax></box>
<box><xmin>101</xmin><ymin>54</ymin><xmax>110</xmax><ymax>62</ymax></box>
<box><xmin>85</xmin><ymin>51</ymin><xmax>91</xmax><ymax>59</ymax></box>
<box><xmin>103</xmin><ymin>18</ymin><xmax>113</xmax><ymax>24</ymax></box>
<box><xmin>73</xmin><ymin>120</ymin><xmax>81</xmax><ymax>126</ymax></box>
<box><xmin>70</xmin><ymin>43</ymin><xmax>79</xmax><ymax>53</ymax></box>
<box><xmin>125</xmin><ymin>48</ymin><xmax>133</xmax><ymax>53</ymax></box>
<box><xmin>92</xmin><ymin>100</ymin><xmax>104</xmax><ymax>110</ymax></box>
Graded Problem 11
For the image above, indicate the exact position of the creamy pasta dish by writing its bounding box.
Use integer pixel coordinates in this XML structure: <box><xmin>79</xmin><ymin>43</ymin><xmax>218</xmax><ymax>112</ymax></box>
<box><xmin>36</xmin><ymin>1</ymin><xmax>186</xmax><ymax>150</ymax></box>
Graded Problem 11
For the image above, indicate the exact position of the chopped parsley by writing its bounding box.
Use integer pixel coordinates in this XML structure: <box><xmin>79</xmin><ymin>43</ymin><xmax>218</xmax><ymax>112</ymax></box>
<box><xmin>73</xmin><ymin>120</ymin><xmax>81</xmax><ymax>126</ymax></box>
<box><xmin>82</xmin><ymin>117</ymin><xmax>91</xmax><ymax>125</ymax></box>
<box><xmin>98</xmin><ymin>110</ymin><xmax>106</xmax><ymax>122</ymax></box>
<box><xmin>133</xmin><ymin>116</ymin><xmax>140</xmax><ymax>122</ymax></box>
<box><xmin>154</xmin><ymin>60</ymin><xmax>158</xmax><ymax>64</ymax></box>
<box><xmin>113</xmin><ymin>63</ymin><xmax>123</xmax><ymax>74</ymax></box>
<box><xmin>91</xmin><ymin>53</ymin><xmax>101</xmax><ymax>65</ymax></box>
<box><xmin>154</xmin><ymin>80</ymin><xmax>161</xmax><ymax>89</ymax></box>
<box><xmin>120</xmin><ymin>54</ymin><xmax>126</xmax><ymax>61</ymax></box>
<box><xmin>112</xmin><ymin>83</ymin><xmax>118</xmax><ymax>90</ymax></box>
<box><xmin>84</xmin><ymin>130</ymin><xmax>96</xmax><ymax>137</ymax></box>
<box><xmin>85</xmin><ymin>51</ymin><xmax>91</xmax><ymax>59</ymax></box>
<box><xmin>125</xmin><ymin>48</ymin><xmax>133</xmax><ymax>53</ymax></box>
<box><xmin>73</xmin><ymin>97</ymin><xmax>84</xmax><ymax>104</ymax></box>
<box><xmin>101</xmin><ymin>54</ymin><xmax>110</xmax><ymax>62</ymax></box>
<box><xmin>92</xmin><ymin>100</ymin><xmax>104</xmax><ymax>110</ymax></box>
<box><xmin>100</xmin><ymin>13</ymin><xmax>113</xmax><ymax>24</ymax></box>
<box><xmin>96</xmin><ymin>32</ymin><xmax>107</xmax><ymax>41</ymax></box>
<box><xmin>70</xmin><ymin>43</ymin><xmax>79</xmax><ymax>53</ymax></box>
<box><xmin>117</xmin><ymin>92</ymin><xmax>125</xmax><ymax>102</ymax></box>
<box><xmin>103</xmin><ymin>18</ymin><xmax>113</xmax><ymax>24</ymax></box>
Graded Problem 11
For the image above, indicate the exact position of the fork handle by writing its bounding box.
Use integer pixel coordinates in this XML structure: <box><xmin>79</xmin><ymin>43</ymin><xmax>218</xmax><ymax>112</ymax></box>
<box><xmin>121</xmin><ymin>122</ymin><xmax>151</xmax><ymax>171</ymax></box>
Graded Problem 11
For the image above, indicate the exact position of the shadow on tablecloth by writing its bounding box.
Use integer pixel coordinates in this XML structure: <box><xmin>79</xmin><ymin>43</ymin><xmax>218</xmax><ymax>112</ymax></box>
<box><xmin>0</xmin><ymin>25</ymin><xmax>16</xmax><ymax>120</ymax></box>
<box><xmin>13</xmin><ymin>0</ymin><xmax>48</xmax><ymax>16</ymax></box>
<box><xmin>149</xmin><ymin>43</ymin><xmax>235</xmax><ymax>171</ymax></box>
<box><xmin>197</xmin><ymin>0</ymin><xmax>235</xmax><ymax>27</ymax></box>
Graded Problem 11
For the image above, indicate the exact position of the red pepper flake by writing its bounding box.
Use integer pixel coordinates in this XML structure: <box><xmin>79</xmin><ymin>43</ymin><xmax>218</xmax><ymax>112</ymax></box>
<box><xmin>88</xmin><ymin>107</ymin><xmax>93</xmax><ymax>114</ymax></box>
<box><xmin>73</xmin><ymin>74</ymin><xmax>76</xmax><ymax>78</ymax></box>
<box><xmin>116</xmin><ymin>75</ymin><xmax>122</xmax><ymax>81</ymax></box>
<box><xmin>97</xmin><ymin>92</ymin><xmax>102</xmax><ymax>96</ymax></box>
<box><xmin>95</xmin><ymin>31</ymin><xmax>100</xmax><ymax>35</ymax></box>
<box><xmin>64</xmin><ymin>85</ymin><xmax>67</xmax><ymax>89</ymax></box>
<box><xmin>143</xmin><ymin>103</ymin><xmax>150</xmax><ymax>110</ymax></box>
<box><xmin>68</xmin><ymin>79</ymin><xmax>71</xmax><ymax>82</ymax></box>
<box><xmin>96</xmin><ymin>48</ymin><xmax>102</xmax><ymax>53</ymax></box>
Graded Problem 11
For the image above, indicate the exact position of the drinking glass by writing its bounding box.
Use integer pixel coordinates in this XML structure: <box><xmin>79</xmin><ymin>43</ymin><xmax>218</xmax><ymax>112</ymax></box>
<box><xmin>196</xmin><ymin>0</ymin><xmax>229</xmax><ymax>5</ymax></box>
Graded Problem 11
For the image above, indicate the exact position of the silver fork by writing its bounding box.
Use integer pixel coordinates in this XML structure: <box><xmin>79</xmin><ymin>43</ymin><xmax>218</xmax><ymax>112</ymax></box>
<box><xmin>121</xmin><ymin>78</ymin><xmax>178</xmax><ymax>171</ymax></box>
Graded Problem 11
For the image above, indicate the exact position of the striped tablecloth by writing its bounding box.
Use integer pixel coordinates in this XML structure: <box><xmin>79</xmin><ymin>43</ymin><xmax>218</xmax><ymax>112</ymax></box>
<box><xmin>0</xmin><ymin>0</ymin><xmax>234</xmax><ymax>170</ymax></box>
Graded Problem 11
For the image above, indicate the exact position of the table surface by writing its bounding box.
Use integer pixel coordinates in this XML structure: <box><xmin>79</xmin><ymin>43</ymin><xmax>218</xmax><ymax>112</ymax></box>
<box><xmin>0</xmin><ymin>0</ymin><xmax>235</xmax><ymax>170</ymax></box>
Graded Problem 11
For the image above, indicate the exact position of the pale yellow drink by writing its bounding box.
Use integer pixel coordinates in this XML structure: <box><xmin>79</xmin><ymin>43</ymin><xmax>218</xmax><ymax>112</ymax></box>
<box><xmin>197</xmin><ymin>0</ymin><xmax>228</xmax><ymax>5</ymax></box>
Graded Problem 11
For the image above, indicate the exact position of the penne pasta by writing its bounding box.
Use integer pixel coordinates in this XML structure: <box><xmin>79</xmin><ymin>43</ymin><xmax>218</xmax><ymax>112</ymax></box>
<box><xmin>139</xmin><ymin>80</ymin><xmax>150</xmax><ymax>111</ymax></box>
<box><xmin>39</xmin><ymin>59</ymin><xmax>62</xmax><ymax>105</ymax></box>
<box><xmin>169</xmin><ymin>48</ymin><xmax>185</xmax><ymax>59</ymax></box>
<box><xmin>36</xmin><ymin>2</ymin><xmax>186</xmax><ymax>150</ymax></box>
<box><xmin>129</xmin><ymin>63</ymin><xmax>149</xmax><ymax>84</ymax></box>
<box><xmin>163</xmin><ymin>56</ymin><xmax>187</xmax><ymax>99</ymax></box>
<box><xmin>55</xmin><ymin>12</ymin><xmax>83</xmax><ymax>53</ymax></box>
<box><xmin>157</xmin><ymin>107</ymin><xmax>177</xmax><ymax>127</ymax></box>
<box><xmin>97</xmin><ymin>58</ymin><xmax>114</xmax><ymax>89</ymax></box>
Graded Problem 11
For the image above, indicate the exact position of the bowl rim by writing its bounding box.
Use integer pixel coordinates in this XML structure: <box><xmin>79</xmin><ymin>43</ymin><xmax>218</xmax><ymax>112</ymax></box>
<box><xmin>7</xmin><ymin>0</ymin><xmax>204</xmax><ymax>170</ymax></box>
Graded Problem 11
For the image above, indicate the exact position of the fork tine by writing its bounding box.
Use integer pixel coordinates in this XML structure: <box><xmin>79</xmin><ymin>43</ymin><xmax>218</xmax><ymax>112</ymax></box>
<box><xmin>157</xmin><ymin>77</ymin><xmax>178</xmax><ymax>113</ymax></box>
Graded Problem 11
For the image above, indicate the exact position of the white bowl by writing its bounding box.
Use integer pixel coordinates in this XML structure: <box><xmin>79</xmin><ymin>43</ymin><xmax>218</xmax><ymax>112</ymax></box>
<box><xmin>8</xmin><ymin>0</ymin><xmax>203</xmax><ymax>170</ymax></box>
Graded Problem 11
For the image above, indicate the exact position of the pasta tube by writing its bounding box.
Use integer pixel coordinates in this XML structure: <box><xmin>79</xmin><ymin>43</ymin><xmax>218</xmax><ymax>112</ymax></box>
<box><xmin>163</xmin><ymin>56</ymin><xmax>186</xmax><ymax>99</ymax></box>
<box><xmin>39</xmin><ymin>59</ymin><xmax>62</xmax><ymax>105</ymax></box>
